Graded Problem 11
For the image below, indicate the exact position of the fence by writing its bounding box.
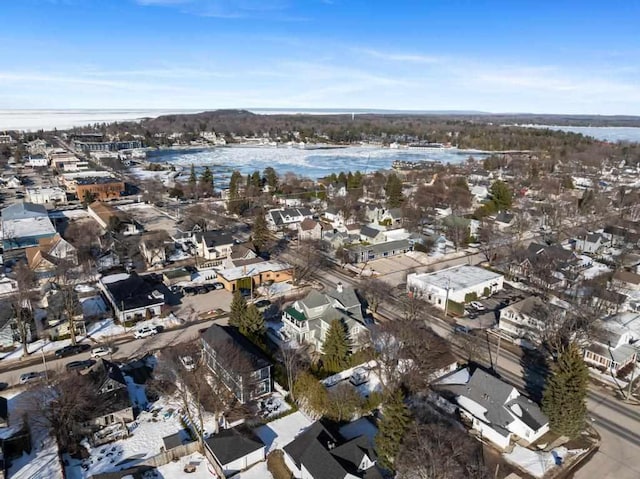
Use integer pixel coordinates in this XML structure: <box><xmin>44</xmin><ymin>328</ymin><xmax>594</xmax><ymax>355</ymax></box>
<box><xmin>88</xmin><ymin>441</ymin><xmax>201</xmax><ymax>479</ymax></box>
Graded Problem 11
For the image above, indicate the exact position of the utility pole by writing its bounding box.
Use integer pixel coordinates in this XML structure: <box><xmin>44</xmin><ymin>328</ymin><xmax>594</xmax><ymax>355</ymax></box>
<box><xmin>443</xmin><ymin>278</ymin><xmax>451</xmax><ymax>317</ymax></box>
<box><xmin>494</xmin><ymin>334</ymin><xmax>502</xmax><ymax>374</ymax></box>
<box><xmin>41</xmin><ymin>347</ymin><xmax>49</xmax><ymax>383</ymax></box>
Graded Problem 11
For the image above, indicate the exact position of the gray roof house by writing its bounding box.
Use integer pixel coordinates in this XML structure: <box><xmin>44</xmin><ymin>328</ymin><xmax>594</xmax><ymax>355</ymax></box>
<box><xmin>282</xmin><ymin>421</ymin><xmax>382</xmax><ymax>479</ymax></box>
<box><xmin>348</xmin><ymin>239</ymin><xmax>412</xmax><ymax>264</ymax></box>
<box><xmin>1</xmin><ymin>201</ymin><xmax>57</xmax><ymax>252</ymax></box>
<box><xmin>204</xmin><ymin>426</ymin><xmax>265</xmax><ymax>477</ymax></box>
<box><xmin>267</xmin><ymin>207</ymin><xmax>313</xmax><ymax>231</ymax></box>
<box><xmin>434</xmin><ymin>368</ymin><xmax>549</xmax><ymax>449</ymax></box>
<box><xmin>195</xmin><ymin>231</ymin><xmax>235</xmax><ymax>265</ymax></box>
<box><xmin>282</xmin><ymin>283</ymin><xmax>369</xmax><ymax>352</ymax></box>
<box><xmin>201</xmin><ymin>325</ymin><xmax>272</xmax><ymax>404</ymax></box>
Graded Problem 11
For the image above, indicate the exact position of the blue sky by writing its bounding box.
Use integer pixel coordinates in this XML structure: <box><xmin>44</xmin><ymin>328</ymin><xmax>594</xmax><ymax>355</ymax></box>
<box><xmin>1</xmin><ymin>0</ymin><xmax>639</xmax><ymax>114</ymax></box>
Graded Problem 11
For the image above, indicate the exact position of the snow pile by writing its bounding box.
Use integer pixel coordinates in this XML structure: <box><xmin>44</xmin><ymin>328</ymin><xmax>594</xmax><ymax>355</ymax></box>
<box><xmin>86</xmin><ymin>318</ymin><xmax>125</xmax><ymax>339</ymax></box>
<box><xmin>255</xmin><ymin>411</ymin><xmax>313</xmax><ymax>452</ymax></box>
<box><xmin>233</xmin><ymin>461</ymin><xmax>274</xmax><ymax>479</ymax></box>
<box><xmin>504</xmin><ymin>445</ymin><xmax>587</xmax><ymax>478</ymax></box>
<box><xmin>142</xmin><ymin>453</ymin><xmax>215</xmax><ymax>479</ymax></box>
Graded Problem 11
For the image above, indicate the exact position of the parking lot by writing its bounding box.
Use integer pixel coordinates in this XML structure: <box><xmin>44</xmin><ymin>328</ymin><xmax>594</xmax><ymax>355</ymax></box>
<box><xmin>367</xmin><ymin>255</ymin><xmax>425</xmax><ymax>284</ymax></box>
<box><xmin>173</xmin><ymin>288</ymin><xmax>233</xmax><ymax>320</ymax></box>
<box><xmin>455</xmin><ymin>284</ymin><xmax>528</xmax><ymax>330</ymax></box>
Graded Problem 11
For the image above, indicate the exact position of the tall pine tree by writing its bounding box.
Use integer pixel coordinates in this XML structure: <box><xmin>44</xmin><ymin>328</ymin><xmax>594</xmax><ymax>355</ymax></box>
<box><xmin>242</xmin><ymin>304</ymin><xmax>265</xmax><ymax>340</ymax></box>
<box><xmin>384</xmin><ymin>173</ymin><xmax>404</xmax><ymax>208</ymax></box>
<box><xmin>542</xmin><ymin>343</ymin><xmax>589</xmax><ymax>438</ymax></box>
<box><xmin>229</xmin><ymin>290</ymin><xmax>247</xmax><ymax>329</ymax></box>
<box><xmin>375</xmin><ymin>389</ymin><xmax>411</xmax><ymax>471</ymax></box>
<box><xmin>199</xmin><ymin>166</ymin><xmax>214</xmax><ymax>196</ymax></box>
<box><xmin>322</xmin><ymin>319</ymin><xmax>350</xmax><ymax>374</ymax></box>
<box><xmin>252</xmin><ymin>210</ymin><xmax>269</xmax><ymax>254</ymax></box>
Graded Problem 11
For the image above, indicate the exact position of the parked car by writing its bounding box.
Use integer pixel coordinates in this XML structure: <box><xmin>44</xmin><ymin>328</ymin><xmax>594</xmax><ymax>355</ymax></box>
<box><xmin>182</xmin><ymin>286</ymin><xmax>197</xmax><ymax>296</ymax></box>
<box><xmin>66</xmin><ymin>359</ymin><xmax>96</xmax><ymax>372</ymax></box>
<box><xmin>211</xmin><ymin>282</ymin><xmax>224</xmax><ymax>290</ymax></box>
<box><xmin>91</xmin><ymin>346</ymin><xmax>114</xmax><ymax>358</ymax></box>
<box><xmin>469</xmin><ymin>301</ymin><xmax>486</xmax><ymax>311</ymax></box>
<box><xmin>54</xmin><ymin>344</ymin><xmax>90</xmax><ymax>358</ymax></box>
<box><xmin>454</xmin><ymin>325</ymin><xmax>471</xmax><ymax>334</ymax></box>
<box><xmin>19</xmin><ymin>371</ymin><xmax>47</xmax><ymax>385</ymax></box>
<box><xmin>180</xmin><ymin>355</ymin><xmax>195</xmax><ymax>371</ymax></box>
<box><xmin>254</xmin><ymin>299</ymin><xmax>271</xmax><ymax>310</ymax></box>
<box><xmin>195</xmin><ymin>285</ymin><xmax>208</xmax><ymax>295</ymax></box>
<box><xmin>239</xmin><ymin>288</ymin><xmax>252</xmax><ymax>298</ymax></box>
<box><xmin>134</xmin><ymin>326</ymin><xmax>159</xmax><ymax>339</ymax></box>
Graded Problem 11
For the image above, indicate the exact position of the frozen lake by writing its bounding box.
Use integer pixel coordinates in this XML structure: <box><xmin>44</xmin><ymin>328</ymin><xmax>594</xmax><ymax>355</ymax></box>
<box><xmin>146</xmin><ymin>145</ymin><xmax>487</xmax><ymax>180</ymax></box>
<box><xmin>520</xmin><ymin>124</ymin><xmax>640</xmax><ymax>143</ymax></box>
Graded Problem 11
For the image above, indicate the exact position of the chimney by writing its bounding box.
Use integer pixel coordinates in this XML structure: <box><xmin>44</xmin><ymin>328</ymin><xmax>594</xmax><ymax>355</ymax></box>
<box><xmin>336</xmin><ymin>282</ymin><xmax>343</xmax><ymax>293</ymax></box>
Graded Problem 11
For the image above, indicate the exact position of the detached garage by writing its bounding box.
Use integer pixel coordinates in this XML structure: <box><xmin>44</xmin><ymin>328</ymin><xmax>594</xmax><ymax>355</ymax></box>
<box><xmin>204</xmin><ymin>426</ymin><xmax>266</xmax><ymax>477</ymax></box>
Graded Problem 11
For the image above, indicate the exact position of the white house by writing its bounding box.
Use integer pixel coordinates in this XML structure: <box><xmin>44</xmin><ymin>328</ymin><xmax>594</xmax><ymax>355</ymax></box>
<box><xmin>297</xmin><ymin>218</ymin><xmax>324</xmax><ymax>241</ymax></box>
<box><xmin>407</xmin><ymin>265</ymin><xmax>504</xmax><ymax>311</ymax></box>
<box><xmin>583</xmin><ymin>312</ymin><xmax>640</xmax><ymax>374</ymax></box>
<box><xmin>195</xmin><ymin>231</ymin><xmax>235</xmax><ymax>265</ymax></box>
<box><xmin>25</xmin><ymin>155</ymin><xmax>48</xmax><ymax>168</ymax></box>
<box><xmin>575</xmin><ymin>233</ymin><xmax>603</xmax><ymax>254</ymax></box>
<box><xmin>498</xmin><ymin>296</ymin><xmax>566</xmax><ymax>344</ymax></box>
<box><xmin>25</xmin><ymin>187</ymin><xmax>67</xmax><ymax>206</ymax></box>
<box><xmin>435</xmin><ymin>368</ymin><xmax>549</xmax><ymax>449</ymax></box>
<box><xmin>267</xmin><ymin>207</ymin><xmax>313</xmax><ymax>231</ymax></box>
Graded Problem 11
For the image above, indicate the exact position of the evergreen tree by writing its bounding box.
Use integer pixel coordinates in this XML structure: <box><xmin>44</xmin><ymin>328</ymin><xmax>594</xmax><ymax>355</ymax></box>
<box><xmin>489</xmin><ymin>180</ymin><xmax>512</xmax><ymax>211</ymax></box>
<box><xmin>189</xmin><ymin>164</ymin><xmax>197</xmax><ymax>186</ymax></box>
<box><xmin>322</xmin><ymin>319</ymin><xmax>350</xmax><ymax>374</ymax></box>
<box><xmin>542</xmin><ymin>343</ymin><xmax>589</xmax><ymax>438</ymax></box>
<box><xmin>242</xmin><ymin>304</ymin><xmax>265</xmax><ymax>339</ymax></box>
<box><xmin>293</xmin><ymin>371</ymin><xmax>330</xmax><ymax>418</ymax></box>
<box><xmin>252</xmin><ymin>209</ymin><xmax>269</xmax><ymax>254</ymax></box>
<box><xmin>263</xmin><ymin>167</ymin><xmax>278</xmax><ymax>190</ymax></box>
<box><xmin>384</xmin><ymin>173</ymin><xmax>404</xmax><ymax>208</ymax></box>
<box><xmin>251</xmin><ymin>170</ymin><xmax>262</xmax><ymax>188</ymax></box>
<box><xmin>229</xmin><ymin>290</ymin><xmax>247</xmax><ymax>329</ymax></box>
<box><xmin>375</xmin><ymin>389</ymin><xmax>411</xmax><ymax>471</ymax></box>
<box><xmin>229</xmin><ymin>170</ymin><xmax>242</xmax><ymax>199</ymax></box>
<box><xmin>337</xmin><ymin>171</ymin><xmax>347</xmax><ymax>186</ymax></box>
<box><xmin>199</xmin><ymin>166</ymin><xmax>214</xmax><ymax>196</ymax></box>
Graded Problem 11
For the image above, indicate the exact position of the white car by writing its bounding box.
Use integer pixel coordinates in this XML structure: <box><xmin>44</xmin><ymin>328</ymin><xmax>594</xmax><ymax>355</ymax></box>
<box><xmin>180</xmin><ymin>355</ymin><xmax>195</xmax><ymax>371</ymax></box>
<box><xmin>470</xmin><ymin>301</ymin><xmax>486</xmax><ymax>311</ymax></box>
<box><xmin>91</xmin><ymin>346</ymin><xmax>114</xmax><ymax>358</ymax></box>
<box><xmin>134</xmin><ymin>326</ymin><xmax>158</xmax><ymax>339</ymax></box>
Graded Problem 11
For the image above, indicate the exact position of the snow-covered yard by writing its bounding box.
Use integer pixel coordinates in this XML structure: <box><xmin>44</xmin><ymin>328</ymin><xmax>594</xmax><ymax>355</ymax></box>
<box><xmin>143</xmin><ymin>453</ymin><xmax>216</xmax><ymax>479</ymax></box>
<box><xmin>2</xmin><ymin>389</ymin><xmax>64</xmax><ymax>479</ymax></box>
<box><xmin>504</xmin><ymin>444</ymin><xmax>587</xmax><ymax>479</ymax></box>
<box><xmin>578</xmin><ymin>255</ymin><xmax>612</xmax><ymax>280</ymax></box>
<box><xmin>233</xmin><ymin>460</ymin><xmax>274</xmax><ymax>479</ymax></box>
<box><xmin>255</xmin><ymin>411</ymin><xmax>312</xmax><ymax>453</ymax></box>
<box><xmin>80</xmin><ymin>295</ymin><xmax>108</xmax><ymax>318</ymax></box>
<box><xmin>322</xmin><ymin>361</ymin><xmax>382</xmax><ymax>398</ymax></box>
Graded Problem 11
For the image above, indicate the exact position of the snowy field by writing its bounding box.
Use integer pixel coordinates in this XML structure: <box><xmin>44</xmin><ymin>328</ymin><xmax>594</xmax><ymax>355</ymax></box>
<box><xmin>504</xmin><ymin>444</ymin><xmax>587</xmax><ymax>478</ymax></box>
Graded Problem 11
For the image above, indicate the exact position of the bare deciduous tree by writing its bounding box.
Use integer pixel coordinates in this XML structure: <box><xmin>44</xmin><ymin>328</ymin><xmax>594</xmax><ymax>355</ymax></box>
<box><xmin>284</xmin><ymin>239</ymin><xmax>327</xmax><ymax>285</ymax></box>
<box><xmin>278</xmin><ymin>342</ymin><xmax>310</xmax><ymax>402</ymax></box>
<box><xmin>358</xmin><ymin>278</ymin><xmax>390</xmax><ymax>315</ymax></box>
<box><xmin>9</xmin><ymin>261</ymin><xmax>37</xmax><ymax>356</ymax></box>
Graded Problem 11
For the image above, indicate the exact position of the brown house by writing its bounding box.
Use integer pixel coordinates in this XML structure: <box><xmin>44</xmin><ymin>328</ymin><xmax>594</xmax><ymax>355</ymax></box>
<box><xmin>76</xmin><ymin>176</ymin><xmax>124</xmax><ymax>202</ymax></box>
<box><xmin>216</xmin><ymin>260</ymin><xmax>293</xmax><ymax>292</ymax></box>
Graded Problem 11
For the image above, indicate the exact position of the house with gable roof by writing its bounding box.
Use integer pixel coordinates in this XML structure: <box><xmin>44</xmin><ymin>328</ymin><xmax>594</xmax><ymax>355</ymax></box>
<box><xmin>434</xmin><ymin>368</ymin><xmax>549</xmax><ymax>449</ymax></box>
<box><xmin>282</xmin><ymin>283</ymin><xmax>369</xmax><ymax>352</ymax></box>
<box><xmin>282</xmin><ymin>420</ymin><xmax>383</xmax><ymax>479</ymax></box>
<box><xmin>298</xmin><ymin>218</ymin><xmax>324</xmax><ymax>241</ymax></box>
<box><xmin>25</xmin><ymin>233</ymin><xmax>77</xmax><ymax>279</ymax></box>
<box><xmin>267</xmin><ymin>207</ymin><xmax>313</xmax><ymax>231</ymax></box>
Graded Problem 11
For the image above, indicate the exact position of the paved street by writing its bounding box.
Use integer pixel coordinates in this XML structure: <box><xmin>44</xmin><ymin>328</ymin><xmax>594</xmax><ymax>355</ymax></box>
<box><xmin>0</xmin><ymin>317</ymin><xmax>227</xmax><ymax>387</ymax></box>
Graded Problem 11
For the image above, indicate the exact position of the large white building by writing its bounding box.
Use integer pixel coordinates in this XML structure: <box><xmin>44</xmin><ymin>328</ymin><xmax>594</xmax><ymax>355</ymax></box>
<box><xmin>26</xmin><ymin>187</ymin><xmax>67</xmax><ymax>206</ymax></box>
<box><xmin>407</xmin><ymin>265</ymin><xmax>503</xmax><ymax>310</ymax></box>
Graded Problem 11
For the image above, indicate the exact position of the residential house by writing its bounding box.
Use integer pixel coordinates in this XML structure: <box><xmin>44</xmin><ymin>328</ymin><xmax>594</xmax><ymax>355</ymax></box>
<box><xmin>215</xmin><ymin>261</ymin><xmax>293</xmax><ymax>293</ymax></box>
<box><xmin>99</xmin><ymin>272</ymin><xmax>165</xmax><ymax>322</ymax></box>
<box><xmin>359</xmin><ymin>225</ymin><xmax>386</xmax><ymax>244</ymax></box>
<box><xmin>583</xmin><ymin>312</ymin><xmax>640</xmax><ymax>374</ymax></box>
<box><xmin>25</xmin><ymin>187</ymin><xmax>67</xmax><ymax>206</ymax></box>
<box><xmin>498</xmin><ymin>296</ymin><xmax>565</xmax><ymax>344</ymax></box>
<box><xmin>434</xmin><ymin>368</ymin><xmax>549</xmax><ymax>449</ymax></box>
<box><xmin>575</xmin><ymin>233</ymin><xmax>603</xmax><ymax>254</ymax></box>
<box><xmin>201</xmin><ymin>325</ymin><xmax>272</xmax><ymax>404</ymax></box>
<box><xmin>139</xmin><ymin>231</ymin><xmax>174</xmax><ymax>267</ymax></box>
<box><xmin>326</xmin><ymin>182</ymin><xmax>347</xmax><ymax>198</ymax></box>
<box><xmin>611</xmin><ymin>270</ymin><xmax>640</xmax><ymax>292</ymax></box>
<box><xmin>282</xmin><ymin>283</ymin><xmax>369</xmax><ymax>352</ymax></box>
<box><xmin>602</xmin><ymin>225</ymin><xmax>640</xmax><ymax>248</ymax></box>
<box><xmin>324</xmin><ymin>206</ymin><xmax>344</xmax><ymax>226</ymax></box>
<box><xmin>78</xmin><ymin>359</ymin><xmax>134</xmax><ymax>441</ymax></box>
<box><xmin>41</xmin><ymin>288</ymin><xmax>85</xmax><ymax>341</ymax></box>
<box><xmin>94</xmin><ymin>250</ymin><xmax>120</xmax><ymax>273</ymax></box>
<box><xmin>470</xmin><ymin>185</ymin><xmax>489</xmax><ymax>203</ymax></box>
<box><xmin>0</xmin><ymin>276</ymin><xmax>18</xmax><ymax>297</ymax></box>
<box><xmin>298</xmin><ymin>218</ymin><xmax>324</xmax><ymax>241</ymax></box>
<box><xmin>494</xmin><ymin>211</ymin><xmax>514</xmax><ymax>230</ymax></box>
<box><xmin>0</xmin><ymin>299</ymin><xmax>36</xmax><ymax>348</ymax></box>
<box><xmin>407</xmin><ymin>265</ymin><xmax>503</xmax><ymax>312</ymax></box>
<box><xmin>88</xmin><ymin>201</ymin><xmax>143</xmax><ymax>235</ymax></box>
<box><xmin>25</xmin><ymin>234</ymin><xmax>77</xmax><ymax>279</ymax></box>
<box><xmin>282</xmin><ymin>421</ymin><xmax>382</xmax><ymax>479</ymax></box>
<box><xmin>0</xmin><ymin>176</ymin><xmax>22</xmax><ymax>189</ymax></box>
<box><xmin>348</xmin><ymin>239</ymin><xmax>412</xmax><ymax>264</ymax></box>
<box><xmin>195</xmin><ymin>231</ymin><xmax>235</xmax><ymax>267</ymax></box>
<box><xmin>204</xmin><ymin>426</ymin><xmax>266</xmax><ymax>477</ymax></box>
<box><xmin>379</xmin><ymin>208</ymin><xmax>402</xmax><ymax>226</ymax></box>
<box><xmin>468</xmin><ymin>169</ymin><xmax>492</xmax><ymax>184</ymax></box>
<box><xmin>267</xmin><ymin>207</ymin><xmax>313</xmax><ymax>231</ymax></box>
<box><xmin>24</xmin><ymin>155</ymin><xmax>48</xmax><ymax>168</ymax></box>
<box><xmin>510</xmin><ymin>243</ymin><xmax>581</xmax><ymax>289</ymax></box>
<box><xmin>1</xmin><ymin>202</ymin><xmax>57</xmax><ymax>253</ymax></box>
<box><xmin>223</xmin><ymin>243</ymin><xmax>260</xmax><ymax>269</ymax></box>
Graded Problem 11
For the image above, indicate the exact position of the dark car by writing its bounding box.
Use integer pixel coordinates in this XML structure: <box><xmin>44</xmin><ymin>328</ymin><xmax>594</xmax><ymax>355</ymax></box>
<box><xmin>239</xmin><ymin>288</ymin><xmax>252</xmax><ymax>298</ymax></box>
<box><xmin>195</xmin><ymin>285</ymin><xmax>208</xmax><ymax>294</ymax></box>
<box><xmin>54</xmin><ymin>344</ymin><xmax>90</xmax><ymax>358</ymax></box>
<box><xmin>65</xmin><ymin>359</ymin><xmax>96</xmax><ymax>372</ymax></box>
<box><xmin>182</xmin><ymin>286</ymin><xmax>197</xmax><ymax>296</ymax></box>
<box><xmin>254</xmin><ymin>299</ymin><xmax>271</xmax><ymax>310</ymax></box>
